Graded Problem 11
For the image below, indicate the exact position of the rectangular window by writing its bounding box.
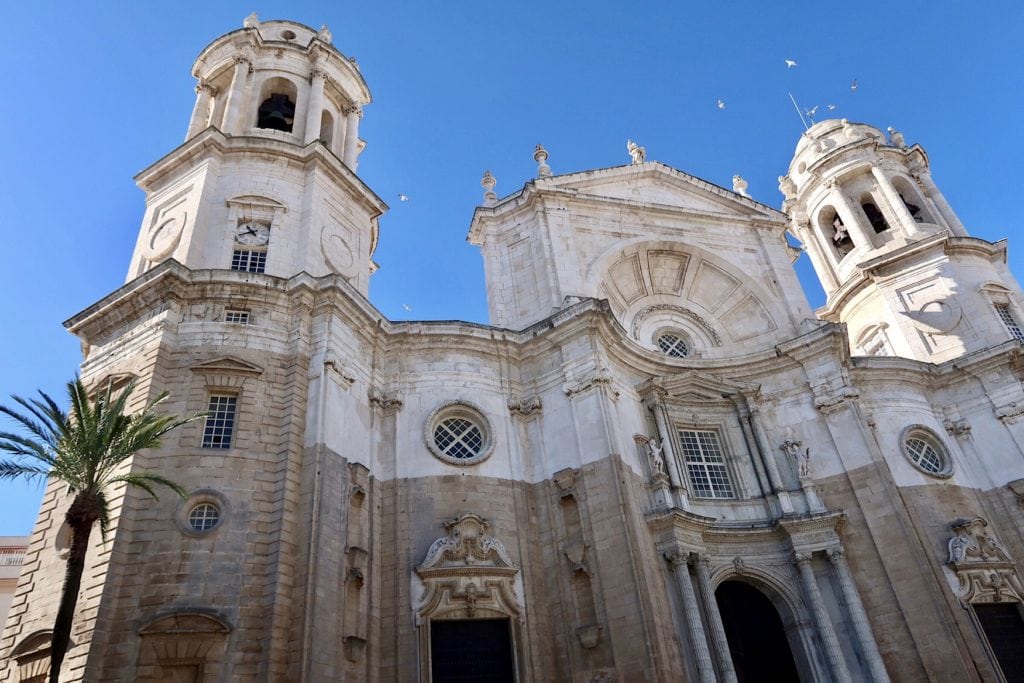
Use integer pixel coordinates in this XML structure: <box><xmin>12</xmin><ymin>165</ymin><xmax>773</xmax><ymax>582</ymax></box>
<box><xmin>995</xmin><ymin>303</ymin><xmax>1024</xmax><ymax>342</ymax></box>
<box><xmin>677</xmin><ymin>429</ymin><xmax>735</xmax><ymax>499</ymax></box>
<box><xmin>224</xmin><ymin>309</ymin><xmax>250</xmax><ymax>324</ymax></box>
<box><xmin>231</xmin><ymin>249</ymin><xmax>267</xmax><ymax>273</ymax></box>
<box><xmin>202</xmin><ymin>395</ymin><xmax>237</xmax><ymax>449</ymax></box>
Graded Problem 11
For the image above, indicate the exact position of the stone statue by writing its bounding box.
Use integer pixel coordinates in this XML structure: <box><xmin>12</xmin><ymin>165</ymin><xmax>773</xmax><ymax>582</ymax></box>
<box><xmin>646</xmin><ymin>438</ymin><xmax>666</xmax><ymax>475</ymax></box>
<box><xmin>832</xmin><ymin>214</ymin><xmax>849</xmax><ymax>243</ymax></box>
<box><xmin>627</xmin><ymin>139</ymin><xmax>646</xmax><ymax>165</ymax></box>
<box><xmin>798</xmin><ymin>447</ymin><xmax>811</xmax><ymax>477</ymax></box>
<box><xmin>778</xmin><ymin>175</ymin><xmax>797</xmax><ymax>200</ymax></box>
<box><xmin>243</xmin><ymin>12</ymin><xmax>260</xmax><ymax>29</ymax></box>
<box><xmin>842</xmin><ymin>118</ymin><xmax>857</xmax><ymax>141</ymax></box>
<box><xmin>887</xmin><ymin>126</ymin><xmax>906</xmax><ymax>149</ymax></box>
<box><xmin>732</xmin><ymin>174</ymin><xmax>749</xmax><ymax>197</ymax></box>
<box><xmin>317</xmin><ymin>24</ymin><xmax>333</xmax><ymax>44</ymax></box>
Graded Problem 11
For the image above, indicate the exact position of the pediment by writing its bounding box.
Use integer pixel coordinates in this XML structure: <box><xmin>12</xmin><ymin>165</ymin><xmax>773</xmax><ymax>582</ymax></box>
<box><xmin>641</xmin><ymin>370</ymin><xmax>759</xmax><ymax>402</ymax></box>
<box><xmin>546</xmin><ymin>163</ymin><xmax>782</xmax><ymax>220</ymax></box>
<box><xmin>190</xmin><ymin>357</ymin><xmax>264</xmax><ymax>376</ymax></box>
<box><xmin>225</xmin><ymin>194</ymin><xmax>288</xmax><ymax>212</ymax></box>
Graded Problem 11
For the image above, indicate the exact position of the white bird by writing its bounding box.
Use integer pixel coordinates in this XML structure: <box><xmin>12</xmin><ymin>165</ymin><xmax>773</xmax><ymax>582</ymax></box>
<box><xmin>805</xmin><ymin>105</ymin><xmax>819</xmax><ymax>118</ymax></box>
<box><xmin>784</xmin><ymin>59</ymin><xmax>798</xmax><ymax>68</ymax></box>
<box><xmin>401</xmin><ymin>304</ymin><xmax>412</xmax><ymax>311</ymax></box>
<box><xmin>827</xmin><ymin>104</ymin><xmax>837</xmax><ymax>111</ymax></box>
<box><xmin>850</xmin><ymin>79</ymin><xmax>858</xmax><ymax>92</ymax></box>
<box><xmin>717</xmin><ymin>99</ymin><xmax>726</xmax><ymax>109</ymax></box>
<box><xmin>398</xmin><ymin>193</ymin><xmax>410</xmax><ymax>202</ymax></box>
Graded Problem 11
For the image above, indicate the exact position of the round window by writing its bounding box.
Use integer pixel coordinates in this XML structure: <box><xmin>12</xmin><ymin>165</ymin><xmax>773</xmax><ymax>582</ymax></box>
<box><xmin>176</xmin><ymin>489</ymin><xmax>229</xmax><ymax>536</ymax></box>
<box><xmin>425</xmin><ymin>402</ymin><xmax>493</xmax><ymax>466</ymax></box>
<box><xmin>900</xmin><ymin>427</ymin><xmax>952</xmax><ymax>478</ymax></box>
<box><xmin>656</xmin><ymin>331</ymin><xmax>690</xmax><ymax>358</ymax></box>
<box><xmin>188</xmin><ymin>503</ymin><xmax>220</xmax><ymax>532</ymax></box>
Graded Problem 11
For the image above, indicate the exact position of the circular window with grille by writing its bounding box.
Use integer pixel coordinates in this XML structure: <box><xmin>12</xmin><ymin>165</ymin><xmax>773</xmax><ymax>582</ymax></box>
<box><xmin>188</xmin><ymin>503</ymin><xmax>221</xmax><ymax>532</ymax></box>
<box><xmin>425</xmin><ymin>401</ymin><xmax>494</xmax><ymax>466</ymax></box>
<box><xmin>176</xmin><ymin>489</ymin><xmax>229</xmax><ymax>536</ymax></box>
<box><xmin>900</xmin><ymin>426</ymin><xmax>953</xmax><ymax>478</ymax></box>
<box><xmin>656</xmin><ymin>330</ymin><xmax>691</xmax><ymax>358</ymax></box>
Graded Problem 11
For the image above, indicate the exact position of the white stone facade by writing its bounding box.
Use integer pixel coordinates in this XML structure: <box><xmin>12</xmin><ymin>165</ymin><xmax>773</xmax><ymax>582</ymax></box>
<box><xmin>3</xmin><ymin>16</ymin><xmax>1024</xmax><ymax>683</ymax></box>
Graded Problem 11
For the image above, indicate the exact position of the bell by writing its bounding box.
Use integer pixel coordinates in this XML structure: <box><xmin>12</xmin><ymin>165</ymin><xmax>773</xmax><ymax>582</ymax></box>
<box><xmin>260</xmin><ymin>110</ymin><xmax>291</xmax><ymax>131</ymax></box>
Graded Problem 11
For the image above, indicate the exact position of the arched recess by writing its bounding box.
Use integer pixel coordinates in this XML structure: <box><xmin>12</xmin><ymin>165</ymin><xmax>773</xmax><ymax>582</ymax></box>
<box><xmin>135</xmin><ymin>611</ymin><xmax>232</xmax><ymax>683</ymax></box>
<box><xmin>891</xmin><ymin>174</ymin><xmax>934</xmax><ymax>225</ymax></box>
<box><xmin>712</xmin><ymin>572</ymin><xmax>812</xmax><ymax>682</ymax></box>
<box><xmin>10</xmin><ymin>630</ymin><xmax>55</xmax><ymax>683</ymax></box>
<box><xmin>584</xmin><ymin>238</ymin><xmax>785</xmax><ymax>356</ymax></box>
<box><xmin>816</xmin><ymin>204</ymin><xmax>853</xmax><ymax>261</ymax></box>
<box><xmin>255</xmin><ymin>76</ymin><xmax>298</xmax><ymax>132</ymax></box>
<box><xmin>853</xmin><ymin>322</ymin><xmax>892</xmax><ymax>356</ymax></box>
<box><xmin>414</xmin><ymin>514</ymin><xmax>523</xmax><ymax>683</ymax></box>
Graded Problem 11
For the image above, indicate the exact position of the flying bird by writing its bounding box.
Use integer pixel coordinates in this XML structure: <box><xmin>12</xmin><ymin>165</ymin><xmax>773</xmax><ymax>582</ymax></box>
<box><xmin>805</xmin><ymin>105</ymin><xmax>819</xmax><ymax>118</ymax></box>
<box><xmin>784</xmin><ymin>59</ymin><xmax>798</xmax><ymax>68</ymax></box>
<box><xmin>401</xmin><ymin>304</ymin><xmax>412</xmax><ymax>311</ymax></box>
<box><xmin>827</xmin><ymin>104</ymin><xmax>837</xmax><ymax>111</ymax></box>
<box><xmin>397</xmin><ymin>193</ymin><xmax>410</xmax><ymax>202</ymax></box>
<box><xmin>850</xmin><ymin>79</ymin><xmax>858</xmax><ymax>92</ymax></box>
<box><xmin>717</xmin><ymin>99</ymin><xmax>726</xmax><ymax>109</ymax></box>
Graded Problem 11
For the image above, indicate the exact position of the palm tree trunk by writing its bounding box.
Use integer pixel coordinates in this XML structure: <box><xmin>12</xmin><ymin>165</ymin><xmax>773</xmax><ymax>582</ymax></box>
<box><xmin>48</xmin><ymin>516</ymin><xmax>93</xmax><ymax>683</ymax></box>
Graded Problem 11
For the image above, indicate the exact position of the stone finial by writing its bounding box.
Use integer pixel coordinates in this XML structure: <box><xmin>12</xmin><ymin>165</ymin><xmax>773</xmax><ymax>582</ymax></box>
<box><xmin>481</xmin><ymin>170</ymin><xmax>497</xmax><ymax>206</ymax></box>
<box><xmin>243</xmin><ymin>12</ymin><xmax>260</xmax><ymax>29</ymax></box>
<box><xmin>778</xmin><ymin>175</ymin><xmax>797</xmax><ymax>200</ymax></box>
<box><xmin>887</xmin><ymin>126</ymin><xmax>906</xmax><ymax>149</ymax></box>
<box><xmin>534</xmin><ymin>144</ymin><xmax>552</xmax><ymax>177</ymax></box>
<box><xmin>317</xmin><ymin>24</ymin><xmax>333</xmax><ymax>43</ymax></box>
<box><xmin>627</xmin><ymin>139</ymin><xmax>646</xmax><ymax>165</ymax></box>
<box><xmin>841</xmin><ymin>118</ymin><xmax>857</xmax><ymax>141</ymax></box>
<box><xmin>732</xmin><ymin>174</ymin><xmax>749</xmax><ymax>197</ymax></box>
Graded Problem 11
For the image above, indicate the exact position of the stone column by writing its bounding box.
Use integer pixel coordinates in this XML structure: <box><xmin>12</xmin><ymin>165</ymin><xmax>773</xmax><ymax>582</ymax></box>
<box><xmin>870</xmin><ymin>167</ymin><xmax>922</xmax><ymax>238</ymax></box>
<box><xmin>746</xmin><ymin>400</ymin><xmax>794</xmax><ymax>513</ymax></box>
<box><xmin>652</xmin><ymin>403</ymin><xmax>689</xmax><ymax>509</ymax></box>
<box><xmin>827</xmin><ymin>549</ymin><xmax>890</xmax><ymax>682</ymax></box>
<box><xmin>915</xmin><ymin>171</ymin><xmax>967</xmax><ymax>236</ymax></box>
<box><xmin>667</xmin><ymin>553</ymin><xmax>715</xmax><ymax>683</ymax></box>
<box><xmin>222</xmin><ymin>55</ymin><xmax>253</xmax><ymax>136</ymax></box>
<box><xmin>829</xmin><ymin>186</ymin><xmax>876</xmax><ymax>250</ymax></box>
<box><xmin>343</xmin><ymin>106</ymin><xmax>362</xmax><ymax>170</ymax></box>
<box><xmin>792</xmin><ymin>216</ymin><xmax>840</xmax><ymax>292</ymax></box>
<box><xmin>186</xmin><ymin>80</ymin><xmax>216</xmax><ymax>140</ymax></box>
<box><xmin>795</xmin><ymin>553</ymin><xmax>851</xmax><ymax>683</ymax></box>
<box><xmin>692</xmin><ymin>554</ymin><xmax>738</xmax><ymax>683</ymax></box>
<box><xmin>303</xmin><ymin>68</ymin><xmax>327</xmax><ymax>145</ymax></box>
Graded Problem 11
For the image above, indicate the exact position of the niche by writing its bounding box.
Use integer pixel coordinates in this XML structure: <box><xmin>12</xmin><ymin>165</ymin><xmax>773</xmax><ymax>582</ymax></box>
<box><xmin>819</xmin><ymin>206</ymin><xmax>853</xmax><ymax>259</ymax></box>
<box><xmin>319</xmin><ymin>110</ymin><xmax>335</xmax><ymax>147</ymax></box>
<box><xmin>892</xmin><ymin>176</ymin><xmax>931</xmax><ymax>224</ymax></box>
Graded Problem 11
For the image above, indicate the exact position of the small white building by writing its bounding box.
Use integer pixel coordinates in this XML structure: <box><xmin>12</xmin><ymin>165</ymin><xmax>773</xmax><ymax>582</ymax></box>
<box><xmin>3</xmin><ymin>15</ymin><xmax>1024</xmax><ymax>683</ymax></box>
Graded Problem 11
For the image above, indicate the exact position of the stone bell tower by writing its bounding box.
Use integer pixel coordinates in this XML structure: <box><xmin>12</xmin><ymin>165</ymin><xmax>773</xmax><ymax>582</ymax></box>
<box><xmin>126</xmin><ymin>14</ymin><xmax>386</xmax><ymax>293</ymax></box>
<box><xmin>781</xmin><ymin>119</ymin><xmax>1024</xmax><ymax>362</ymax></box>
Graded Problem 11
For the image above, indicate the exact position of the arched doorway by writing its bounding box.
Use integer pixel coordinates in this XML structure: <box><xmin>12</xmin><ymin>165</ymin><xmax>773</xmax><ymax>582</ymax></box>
<box><xmin>716</xmin><ymin>580</ymin><xmax>800</xmax><ymax>682</ymax></box>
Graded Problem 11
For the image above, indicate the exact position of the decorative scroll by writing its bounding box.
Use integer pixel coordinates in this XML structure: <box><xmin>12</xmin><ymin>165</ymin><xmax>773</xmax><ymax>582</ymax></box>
<box><xmin>947</xmin><ymin>517</ymin><xmax>1024</xmax><ymax>604</ymax></box>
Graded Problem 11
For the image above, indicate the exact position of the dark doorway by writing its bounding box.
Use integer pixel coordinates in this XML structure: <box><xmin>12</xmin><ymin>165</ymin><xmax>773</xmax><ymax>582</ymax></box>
<box><xmin>716</xmin><ymin>580</ymin><xmax>800</xmax><ymax>683</ymax></box>
<box><xmin>975</xmin><ymin>603</ymin><xmax>1024</xmax><ymax>683</ymax></box>
<box><xmin>431</xmin><ymin>618</ymin><xmax>515</xmax><ymax>682</ymax></box>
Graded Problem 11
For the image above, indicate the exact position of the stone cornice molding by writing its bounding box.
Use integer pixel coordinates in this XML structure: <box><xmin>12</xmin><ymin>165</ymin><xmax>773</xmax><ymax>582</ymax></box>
<box><xmin>133</xmin><ymin>128</ymin><xmax>387</xmax><ymax>216</ymax></box>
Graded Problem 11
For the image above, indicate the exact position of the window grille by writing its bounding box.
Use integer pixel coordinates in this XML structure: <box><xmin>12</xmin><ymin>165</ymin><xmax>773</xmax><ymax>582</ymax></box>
<box><xmin>677</xmin><ymin>430</ymin><xmax>734</xmax><ymax>499</ymax></box>
<box><xmin>187</xmin><ymin>503</ymin><xmax>221</xmax><ymax>531</ymax></box>
<box><xmin>995</xmin><ymin>304</ymin><xmax>1024</xmax><ymax>342</ymax></box>
<box><xmin>905</xmin><ymin>437</ymin><xmax>944</xmax><ymax>474</ymax></box>
<box><xmin>224</xmin><ymin>309</ymin><xmax>250</xmax><ymax>324</ymax></box>
<box><xmin>202</xmin><ymin>395</ymin><xmax>237</xmax><ymax>449</ymax></box>
<box><xmin>657</xmin><ymin>333</ymin><xmax>690</xmax><ymax>358</ymax></box>
<box><xmin>231</xmin><ymin>249</ymin><xmax>267</xmax><ymax>273</ymax></box>
<box><xmin>433</xmin><ymin>417</ymin><xmax>484</xmax><ymax>460</ymax></box>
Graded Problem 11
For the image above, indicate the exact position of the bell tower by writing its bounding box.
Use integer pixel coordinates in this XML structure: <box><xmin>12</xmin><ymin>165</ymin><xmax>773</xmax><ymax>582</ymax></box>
<box><xmin>126</xmin><ymin>14</ymin><xmax>386</xmax><ymax>293</ymax></box>
<box><xmin>782</xmin><ymin>119</ymin><xmax>1024</xmax><ymax>362</ymax></box>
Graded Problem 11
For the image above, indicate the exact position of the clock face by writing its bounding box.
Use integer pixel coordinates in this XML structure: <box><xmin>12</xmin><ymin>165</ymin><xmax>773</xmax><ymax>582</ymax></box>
<box><xmin>236</xmin><ymin>222</ymin><xmax>271</xmax><ymax>246</ymax></box>
<box><xmin>145</xmin><ymin>213</ymin><xmax>185</xmax><ymax>260</ymax></box>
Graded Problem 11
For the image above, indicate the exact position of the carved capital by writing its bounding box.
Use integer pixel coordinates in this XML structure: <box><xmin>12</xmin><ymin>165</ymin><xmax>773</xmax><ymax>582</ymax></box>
<box><xmin>508</xmin><ymin>395</ymin><xmax>542</xmax><ymax>418</ymax></box>
<box><xmin>825</xmin><ymin>547</ymin><xmax>845</xmax><ymax>562</ymax></box>
<box><xmin>309</xmin><ymin>67</ymin><xmax>328</xmax><ymax>83</ymax></box>
<box><xmin>344</xmin><ymin>104</ymin><xmax>363</xmax><ymax>118</ymax></box>
<box><xmin>665</xmin><ymin>551</ymin><xmax>689</xmax><ymax>567</ymax></box>
<box><xmin>195</xmin><ymin>80</ymin><xmax>218</xmax><ymax>96</ymax></box>
<box><xmin>995</xmin><ymin>401</ymin><xmax>1024</xmax><ymax>425</ymax></box>
<box><xmin>793</xmin><ymin>552</ymin><xmax>813</xmax><ymax>566</ymax></box>
<box><xmin>368</xmin><ymin>387</ymin><xmax>402</xmax><ymax>412</ymax></box>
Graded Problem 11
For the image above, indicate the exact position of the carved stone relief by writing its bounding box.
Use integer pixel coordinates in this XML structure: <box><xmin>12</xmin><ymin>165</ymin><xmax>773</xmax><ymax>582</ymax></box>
<box><xmin>947</xmin><ymin>517</ymin><xmax>1024</xmax><ymax>604</ymax></box>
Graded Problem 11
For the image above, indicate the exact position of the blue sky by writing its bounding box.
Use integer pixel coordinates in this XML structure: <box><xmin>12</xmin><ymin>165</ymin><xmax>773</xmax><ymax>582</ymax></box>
<box><xmin>1</xmin><ymin>1</ymin><xmax>1022</xmax><ymax>534</ymax></box>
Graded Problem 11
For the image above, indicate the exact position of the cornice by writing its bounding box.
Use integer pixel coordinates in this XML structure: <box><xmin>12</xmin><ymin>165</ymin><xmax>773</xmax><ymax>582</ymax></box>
<box><xmin>133</xmin><ymin>128</ymin><xmax>388</xmax><ymax>217</ymax></box>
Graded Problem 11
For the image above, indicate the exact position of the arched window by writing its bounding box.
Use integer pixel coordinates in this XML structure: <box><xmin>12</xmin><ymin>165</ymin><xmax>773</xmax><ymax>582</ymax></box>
<box><xmin>860</xmin><ymin>195</ymin><xmax>890</xmax><ymax>233</ymax></box>
<box><xmin>256</xmin><ymin>77</ymin><xmax>298</xmax><ymax>133</ymax></box>
<box><xmin>819</xmin><ymin>205</ymin><xmax>853</xmax><ymax>258</ymax></box>
<box><xmin>892</xmin><ymin>175</ymin><xmax>932</xmax><ymax>223</ymax></box>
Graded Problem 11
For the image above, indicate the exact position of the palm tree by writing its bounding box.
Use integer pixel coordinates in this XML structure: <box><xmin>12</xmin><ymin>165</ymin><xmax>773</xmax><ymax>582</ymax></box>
<box><xmin>0</xmin><ymin>378</ymin><xmax>197</xmax><ymax>683</ymax></box>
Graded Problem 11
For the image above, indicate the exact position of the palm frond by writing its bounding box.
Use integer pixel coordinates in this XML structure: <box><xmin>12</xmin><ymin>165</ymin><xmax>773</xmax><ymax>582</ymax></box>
<box><xmin>0</xmin><ymin>430</ymin><xmax>56</xmax><ymax>464</ymax></box>
<box><xmin>0</xmin><ymin>460</ymin><xmax>50</xmax><ymax>482</ymax></box>
<box><xmin>108</xmin><ymin>472</ymin><xmax>187</xmax><ymax>499</ymax></box>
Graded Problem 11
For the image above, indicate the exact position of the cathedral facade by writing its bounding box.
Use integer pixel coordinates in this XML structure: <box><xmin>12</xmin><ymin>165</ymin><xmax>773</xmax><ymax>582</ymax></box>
<box><xmin>3</xmin><ymin>16</ymin><xmax>1024</xmax><ymax>682</ymax></box>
